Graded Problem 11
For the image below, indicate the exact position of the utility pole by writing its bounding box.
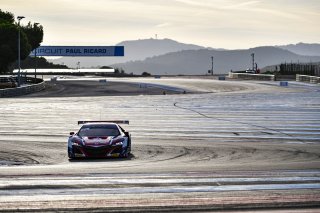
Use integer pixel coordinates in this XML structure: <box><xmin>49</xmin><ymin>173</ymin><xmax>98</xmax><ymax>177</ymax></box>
<box><xmin>251</xmin><ymin>53</ymin><xmax>255</xmax><ymax>72</ymax></box>
<box><xmin>211</xmin><ymin>56</ymin><xmax>214</xmax><ymax>76</ymax></box>
<box><xmin>17</xmin><ymin>16</ymin><xmax>25</xmax><ymax>87</ymax></box>
<box><xmin>34</xmin><ymin>23</ymin><xmax>39</xmax><ymax>83</ymax></box>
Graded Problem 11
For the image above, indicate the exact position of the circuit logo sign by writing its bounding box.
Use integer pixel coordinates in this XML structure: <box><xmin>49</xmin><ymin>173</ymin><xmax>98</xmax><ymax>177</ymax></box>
<box><xmin>30</xmin><ymin>46</ymin><xmax>124</xmax><ymax>57</ymax></box>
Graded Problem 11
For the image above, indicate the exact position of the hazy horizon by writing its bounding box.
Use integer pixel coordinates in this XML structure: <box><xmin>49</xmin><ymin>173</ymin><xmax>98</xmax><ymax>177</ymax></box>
<box><xmin>1</xmin><ymin>0</ymin><xmax>319</xmax><ymax>49</ymax></box>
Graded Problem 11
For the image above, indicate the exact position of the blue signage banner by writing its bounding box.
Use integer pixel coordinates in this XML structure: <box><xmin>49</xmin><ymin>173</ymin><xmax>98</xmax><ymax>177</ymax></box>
<box><xmin>30</xmin><ymin>46</ymin><xmax>124</xmax><ymax>57</ymax></box>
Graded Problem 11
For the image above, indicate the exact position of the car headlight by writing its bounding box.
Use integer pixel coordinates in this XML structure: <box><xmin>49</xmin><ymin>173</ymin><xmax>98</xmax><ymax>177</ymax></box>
<box><xmin>72</xmin><ymin>139</ymin><xmax>82</xmax><ymax>146</ymax></box>
<box><xmin>113</xmin><ymin>141</ymin><xmax>123</xmax><ymax>146</ymax></box>
<box><xmin>112</xmin><ymin>138</ymin><xmax>124</xmax><ymax>146</ymax></box>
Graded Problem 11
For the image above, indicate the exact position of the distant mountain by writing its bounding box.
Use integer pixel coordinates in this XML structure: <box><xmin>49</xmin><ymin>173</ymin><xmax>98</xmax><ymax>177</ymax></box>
<box><xmin>277</xmin><ymin>43</ymin><xmax>320</xmax><ymax>56</ymax></box>
<box><xmin>50</xmin><ymin>38</ymin><xmax>205</xmax><ymax>68</ymax></box>
<box><xmin>49</xmin><ymin>39</ymin><xmax>320</xmax><ymax>75</ymax></box>
<box><xmin>111</xmin><ymin>46</ymin><xmax>320</xmax><ymax>75</ymax></box>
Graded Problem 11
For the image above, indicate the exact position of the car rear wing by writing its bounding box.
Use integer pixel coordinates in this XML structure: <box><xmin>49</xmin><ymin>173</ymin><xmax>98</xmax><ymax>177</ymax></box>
<box><xmin>78</xmin><ymin>120</ymin><xmax>129</xmax><ymax>125</ymax></box>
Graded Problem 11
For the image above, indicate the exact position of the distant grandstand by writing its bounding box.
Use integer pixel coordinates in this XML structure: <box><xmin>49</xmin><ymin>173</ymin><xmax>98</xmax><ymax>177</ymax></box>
<box><xmin>279</xmin><ymin>63</ymin><xmax>320</xmax><ymax>76</ymax></box>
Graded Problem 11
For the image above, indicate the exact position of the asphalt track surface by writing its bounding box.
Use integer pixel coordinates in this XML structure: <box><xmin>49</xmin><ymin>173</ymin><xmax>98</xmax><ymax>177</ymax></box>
<box><xmin>0</xmin><ymin>77</ymin><xmax>319</xmax><ymax>212</ymax></box>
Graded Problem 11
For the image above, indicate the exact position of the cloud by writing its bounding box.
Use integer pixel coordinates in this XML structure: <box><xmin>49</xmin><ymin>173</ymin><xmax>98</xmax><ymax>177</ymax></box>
<box><xmin>222</xmin><ymin>1</ymin><xmax>261</xmax><ymax>9</ymax></box>
<box><xmin>175</xmin><ymin>0</ymin><xmax>209</xmax><ymax>7</ymax></box>
<box><xmin>155</xmin><ymin>22</ymin><xmax>172</xmax><ymax>28</ymax></box>
<box><xmin>1</xmin><ymin>0</ymin><xmax>319</xmax><ymax>48</ymax></box>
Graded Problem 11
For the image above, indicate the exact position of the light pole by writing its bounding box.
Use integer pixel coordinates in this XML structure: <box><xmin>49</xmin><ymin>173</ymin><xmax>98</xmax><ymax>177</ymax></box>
<box><xmin>34</xmin><ymin>23</ymin><xmax>39</xmax><ymax>83</ymax></box>
<box><xmin>211</xmin><ymin>56</ymin><xmax>214</xmax><ymax>76</ymax></box>
<box><xmin>17</xmin><ymin>16</ymin><xmax>25</xmax><ymax>87</ymax></box>
<box><xmin>251</xmin><ymin>53</ymin><xmax>255</xmax><ymax>72</ymax></box>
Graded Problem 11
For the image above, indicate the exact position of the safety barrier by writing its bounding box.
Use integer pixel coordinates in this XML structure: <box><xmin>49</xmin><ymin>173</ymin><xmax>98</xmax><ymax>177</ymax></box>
<box><xmin>229</xmin><ymin>72</ymin><xmax>275</xmax><ymax>81</ymax></box>
<box><xmin>296</xmin><ymin>74</ymin><xmax>320</xmax><ymax>84</ymax></box>
<box><xmin>0</xmin><ymin>80</ymin><xmax>45</xmax><ymax>98</ymax></box>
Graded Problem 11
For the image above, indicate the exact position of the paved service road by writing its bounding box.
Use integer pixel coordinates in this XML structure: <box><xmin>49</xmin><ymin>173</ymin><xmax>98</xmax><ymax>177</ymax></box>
<box><xmin>0</xmin><ymin>78</ymin><xmax>319</xmax><ymax>212</ymax></box>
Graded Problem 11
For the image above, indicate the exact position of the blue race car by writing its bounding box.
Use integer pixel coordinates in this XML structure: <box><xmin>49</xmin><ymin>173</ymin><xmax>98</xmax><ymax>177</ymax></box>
<box><xmin>68</xmin><ymin>120</ymin><xmax>131</xmax><ymax>159</ymax></box>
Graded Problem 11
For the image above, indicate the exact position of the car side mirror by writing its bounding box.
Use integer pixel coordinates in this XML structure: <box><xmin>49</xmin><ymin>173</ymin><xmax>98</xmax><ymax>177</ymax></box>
<box><xmin>124</xmin><ymin>131</ymin><xmax>130</xmax><ymax>137</ymax></box>
<box><xmin>70</xmin><ymin>132</ymin><xmax>75</xmax><ymax>136</ymax></box>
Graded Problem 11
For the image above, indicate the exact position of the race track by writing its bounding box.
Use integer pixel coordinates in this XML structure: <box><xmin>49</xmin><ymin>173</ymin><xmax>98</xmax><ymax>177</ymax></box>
<box><xmin>0</xmin><ymin>78</ymin><xmax>319</xmax><ymax>212</ymax></box>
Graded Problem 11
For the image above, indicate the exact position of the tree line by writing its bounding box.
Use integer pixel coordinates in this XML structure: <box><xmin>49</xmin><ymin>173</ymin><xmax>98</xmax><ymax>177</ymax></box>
<box><xmin>0</xmin><ymin>9</ymin><xmax>43</xmax><ymax>74</ymax></box>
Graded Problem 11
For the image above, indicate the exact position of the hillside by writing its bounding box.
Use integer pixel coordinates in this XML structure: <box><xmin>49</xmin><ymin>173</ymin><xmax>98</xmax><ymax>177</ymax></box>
<box><xmin>50</xmin><ymin>38</ymin><xmax>205</xmax><ymax>68</ymax></box>
<box><xmin>278</xmin><ymin>43</ymin><xmax>320</xmax><ymax>56</ymax></box>
<box><xmin>49</xmin><ymin>39</ymin><xmax>320</xmax><ymax>75</ymax></box>
<box><xmin>111</xmin><ymin>46</ymin><xmax>320</xmax><ymax>75</ymax></box>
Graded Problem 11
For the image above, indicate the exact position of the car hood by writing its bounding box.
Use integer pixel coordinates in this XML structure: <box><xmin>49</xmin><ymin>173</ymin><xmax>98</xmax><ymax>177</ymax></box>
<box><xmin>82</xmin><ymin>136</ymin><xmax>114</xmax><ymax>145</ymax></box>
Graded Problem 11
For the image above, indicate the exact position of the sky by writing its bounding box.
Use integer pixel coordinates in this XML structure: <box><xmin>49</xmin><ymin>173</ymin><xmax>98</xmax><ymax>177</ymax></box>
<box><xmin>1</xmin><ymin>0</ymin><xmax>320</xmax><ymax>49</ymax></box>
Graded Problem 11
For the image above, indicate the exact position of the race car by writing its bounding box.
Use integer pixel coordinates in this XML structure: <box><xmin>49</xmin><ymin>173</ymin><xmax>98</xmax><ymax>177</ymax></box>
<box><xmin>68</xmin><ymin>120</ymin><xmax>131</xmax><ymax>159</ymax></box>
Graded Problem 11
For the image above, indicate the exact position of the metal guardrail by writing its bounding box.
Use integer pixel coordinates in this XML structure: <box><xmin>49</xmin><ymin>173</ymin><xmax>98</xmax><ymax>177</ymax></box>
<box><xmin>229</xmin><ymin>72</ymin><xmax>275</xmax><ymax>81</ymax></box>
<box><xmin>0</xmin><ymin>78</ymin><xmax>45</xmax><ymax>98</ymax></box>
<box><xmin>296</xmin><ymin>74</ymin><xmax>320</xmax><ymax>84</ymax></box>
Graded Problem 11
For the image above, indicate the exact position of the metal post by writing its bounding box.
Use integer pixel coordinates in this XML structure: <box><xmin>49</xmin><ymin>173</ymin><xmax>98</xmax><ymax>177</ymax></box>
<box><xmin>17</xmin><ymin>16</ymin><xmax>25</xmax><ymax>87</ymax></box>
<box><xmin>211</xmin><ymin>56</ymin><xmax>214</xmax><ymax>76</ymax></box>
<box><xmin>34</xmin><ymin>49</ymin><xmax>37</xmax><ymax>82</ymax></box>
<box><xmin>251</xmin><ymin>53</ymin><xmax>255</xmax><ymax>72</ymax></box>
<box><xmin>34</xmin><ymin>23</ymin><xmax>39</xmax><ymax>83</ymax></box>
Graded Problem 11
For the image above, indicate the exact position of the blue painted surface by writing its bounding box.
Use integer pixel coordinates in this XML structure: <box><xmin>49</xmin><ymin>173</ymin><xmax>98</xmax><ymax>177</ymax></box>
<box><xmin>30</xmin><ymin>46</ymin><xmax>124</xmax><ymax>57</ymax></box>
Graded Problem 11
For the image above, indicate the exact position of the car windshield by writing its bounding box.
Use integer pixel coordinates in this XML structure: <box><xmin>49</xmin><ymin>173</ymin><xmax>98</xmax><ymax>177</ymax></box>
<box><xmin>78</xmin><ymin>125</ymin><xmax>120</xmax><ymax>137</ymax></box>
